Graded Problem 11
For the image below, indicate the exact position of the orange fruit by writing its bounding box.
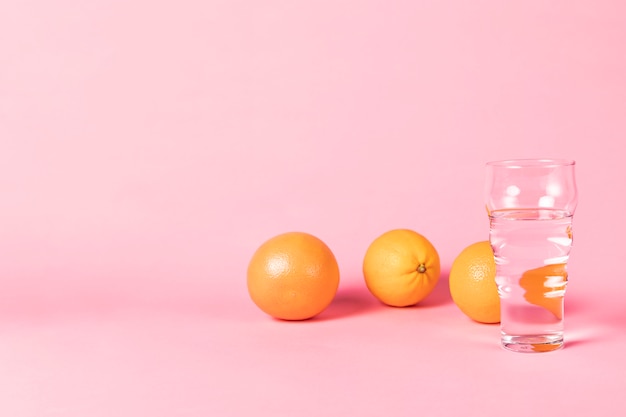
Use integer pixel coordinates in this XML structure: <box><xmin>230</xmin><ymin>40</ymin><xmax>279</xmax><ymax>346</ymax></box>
<box><xmin>449</xmin><ymin>241</ymin><xmax>500</xmax><ymax>323</ymax></box>
<box><xmin>362</xmin><ymin>229</ymin><xmax>440</xmax><ymax>307</ymax></box>
<box><xmin>247</xmin><ymin>232</ymin><xmax>340</xmax><ymax>320</ymax></box>
<box><xmin>519</xmin><ymin>263</ymin><xmax>567</xmax><ymax>320</ymax></box>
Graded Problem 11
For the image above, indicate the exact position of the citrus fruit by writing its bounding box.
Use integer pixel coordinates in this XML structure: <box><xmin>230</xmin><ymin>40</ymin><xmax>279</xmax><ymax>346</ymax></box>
<box><xmin>519</xmin><ymin>263</ymin><xmax>567</xmax><ymax>320</ymax></box>
<box><xmin>247</xmin><ymin>232</ymin><xmax>340</xmax><ymax>320</ymax></box>
<box><xmin>362</xmin><ymin>229</ymin><xmax>440</xmax><ymax>307</ymax></box>
<box><xmin>449</xmin><ymin>241</ymin><xmax>499</xmax><ymax>323</ymax></box>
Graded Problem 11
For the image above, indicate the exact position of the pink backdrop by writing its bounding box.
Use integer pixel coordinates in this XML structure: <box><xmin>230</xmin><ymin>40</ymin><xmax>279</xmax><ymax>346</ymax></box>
<box><xmin>2</xmin><ymin>1</ymin><xmax>625</xmax><ymax>415</ymax></box>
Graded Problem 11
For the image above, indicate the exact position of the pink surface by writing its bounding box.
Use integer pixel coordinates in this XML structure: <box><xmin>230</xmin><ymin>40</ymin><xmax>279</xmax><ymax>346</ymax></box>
<box><xmin>1</xmin><ymin>1</ymin><xmax>626</xmax><ymax>415</ymax></box>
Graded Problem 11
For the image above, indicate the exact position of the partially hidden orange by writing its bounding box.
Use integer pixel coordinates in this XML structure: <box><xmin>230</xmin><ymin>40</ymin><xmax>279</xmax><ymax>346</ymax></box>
<box><xmin>449</xmin><ymin>241</ymin><xmax>500</xmax><ymax>323</ymax></box>
<box><xmin>247</xmin><ymin>232</ymin><xmax>340</xmax><ymax>320</ymax></box>
<box><xmin>519</xmin><ymin>263</ymin><xmax>567</xmax><ymax>320</ymax></box>
<box><xmin>363</xmin><ymin>229</ymin><xmax>440</xmax><ymax>307</ymax></box>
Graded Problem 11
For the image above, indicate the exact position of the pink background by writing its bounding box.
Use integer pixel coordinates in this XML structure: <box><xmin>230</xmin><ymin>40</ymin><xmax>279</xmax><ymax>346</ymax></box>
<box><xmin>2</xmin><ymin>1</ymin><xmax>626</xmax><ymax>415</ymax></box>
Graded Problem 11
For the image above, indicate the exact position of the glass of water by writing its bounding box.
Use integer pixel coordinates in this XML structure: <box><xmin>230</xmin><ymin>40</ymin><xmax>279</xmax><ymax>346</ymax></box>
<box><xmin>485</xmin><ymin>159</ymin><xmax>578</xmax><ymax>353</ymax></box>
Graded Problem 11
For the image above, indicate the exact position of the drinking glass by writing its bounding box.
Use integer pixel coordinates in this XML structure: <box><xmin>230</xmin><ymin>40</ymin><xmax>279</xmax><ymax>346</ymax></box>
<box><xmin>485</xmin><ymin>159</ymin><xmax>577</xmax><ymax>353</ymax></box>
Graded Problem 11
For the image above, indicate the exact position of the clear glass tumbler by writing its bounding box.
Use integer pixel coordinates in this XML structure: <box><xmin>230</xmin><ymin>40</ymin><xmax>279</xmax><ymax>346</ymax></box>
<box><xmin>485</xmin><ymin>159</ymin><xmax>577</xmax><ymax>353</ymax></box>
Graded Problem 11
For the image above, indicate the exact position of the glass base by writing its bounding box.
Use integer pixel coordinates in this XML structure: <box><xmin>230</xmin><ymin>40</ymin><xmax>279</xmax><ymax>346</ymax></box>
<box><xmin>501</xmin><ymin>334</ymin><xmax>563</xmax><ymax>353</ymax></box>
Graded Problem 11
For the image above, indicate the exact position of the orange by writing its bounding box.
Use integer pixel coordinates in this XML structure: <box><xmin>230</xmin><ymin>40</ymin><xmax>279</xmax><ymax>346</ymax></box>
<box><xmin>449</xmin><ymin>241</ymin><xmax>500</xmax><ymax>323</ymax></box>
<box><xmin>362</xmin><ymin>229</ymin><xmax>440</xmax><ymax>307</ymax></box>
<box><xmin>519</xmin><ymin>263</ymin><xmax>567</xmax><ymax>320</ymax></box>
<box><xmin>247</xmin><ymin>232</ymin><xmax>340</xmax><ymax>320</ymax></box>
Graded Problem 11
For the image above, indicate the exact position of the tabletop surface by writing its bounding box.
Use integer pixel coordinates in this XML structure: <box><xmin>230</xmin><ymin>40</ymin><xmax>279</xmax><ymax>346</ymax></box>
<box><xmin>1</xmin><ymin>276</ymin><xmax>624</xmax><ymax>416</ymax></box>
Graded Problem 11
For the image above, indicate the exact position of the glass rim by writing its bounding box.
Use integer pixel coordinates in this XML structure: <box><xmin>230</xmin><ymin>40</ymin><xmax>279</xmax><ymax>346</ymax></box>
<box><xmin>486</xmin><ymin>158</ymin><xmax>575</xmax><ymax>168</ymax></box>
